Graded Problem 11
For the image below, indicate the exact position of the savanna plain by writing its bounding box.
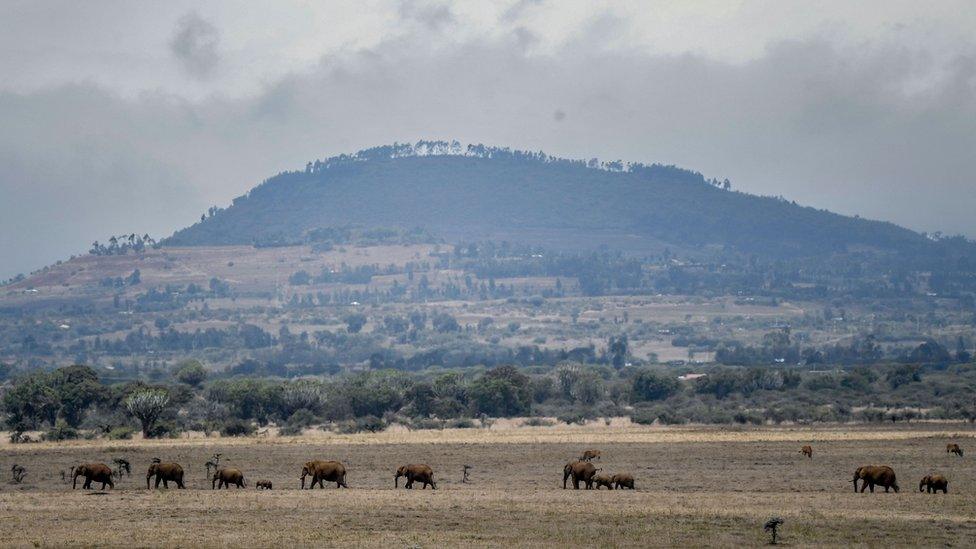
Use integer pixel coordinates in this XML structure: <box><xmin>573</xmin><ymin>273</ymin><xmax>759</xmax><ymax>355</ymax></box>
<box><xmin>1</xmin><ymin>423</ymin><xmax>975</xmax><ymax>547</ymax></box>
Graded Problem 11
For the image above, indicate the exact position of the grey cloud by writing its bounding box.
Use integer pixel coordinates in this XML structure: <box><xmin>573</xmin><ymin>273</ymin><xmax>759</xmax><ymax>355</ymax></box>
<box><xmin>398</xmin><ymin>1</ymin><xmax>454</xmax><ymax>31</ymax></box>
<box><xmin>2</xmin><ymin>30</ymin><xmax>975</xmax><ymax>279</ymax></box>
<box><xmin>170</xmin><ymin>11</ymin><xmax>220</xmax><ymax>79</ymax></box>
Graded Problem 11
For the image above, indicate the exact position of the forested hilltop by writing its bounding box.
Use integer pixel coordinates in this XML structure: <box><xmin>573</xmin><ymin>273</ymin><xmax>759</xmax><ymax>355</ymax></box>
<box><xmin>167</xmin><ymin>141</ymin><xmax>974</xmax><ymax>267</ymax></box>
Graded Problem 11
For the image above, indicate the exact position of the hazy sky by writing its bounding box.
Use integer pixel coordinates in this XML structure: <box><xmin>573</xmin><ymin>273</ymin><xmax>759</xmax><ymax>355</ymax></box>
<box><xmin>2</xmin><ymin>1</ymin><xmax>975</xmax><ymax>279</ymax></box>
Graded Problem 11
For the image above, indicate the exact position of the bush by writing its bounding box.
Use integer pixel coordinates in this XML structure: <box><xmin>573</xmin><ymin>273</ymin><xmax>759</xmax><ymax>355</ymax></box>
<box><xmin>107</xmin><ymin>426</ymin><xmax>136</xmax><ymax>440</ymax></box>
<box><xmin>43</xmin><ymin>420</ymin><xmax>79</xmax><ymax>441</ymax></box>
<box><xmin>337</xmin><ymin>415</ymin><xmax>386</xmax><ymax>434</ymax></box>
<box><xmin>279</xmin><ymin>409</ymin><xmax>317</xmax><ymax>436</ymax></box>
<box><xmin>221</xmin><ymin>419</ymin><xmax>256</xmax><ymax>437</ymax></box>
<box><xmin>446</xmin><ymin>417</ymin><xmax>476</xmax><ymax>429</ymax></box>
<box><xmin>631</xmin><ymin>370</ymin><xmax>680</xmax><ymax>401</ymax></box>
<box><xmin>523</xmin><ymin>417</ymin><xmax>555</xmax><ymax>427</ymax></box>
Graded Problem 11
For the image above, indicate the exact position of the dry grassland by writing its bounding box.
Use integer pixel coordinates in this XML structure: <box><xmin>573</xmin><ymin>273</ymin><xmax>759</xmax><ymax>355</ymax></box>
<box><xmin>1</xmin><ymin>424</ymin><xmax>975</xmax><ymax>547</ymax></box>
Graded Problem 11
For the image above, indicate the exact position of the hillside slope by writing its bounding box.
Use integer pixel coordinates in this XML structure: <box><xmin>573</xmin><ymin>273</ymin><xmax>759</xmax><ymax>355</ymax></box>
<box><xmin>167</xmin><ymin>143</ymin><xmax>942</xmax><ymax>260</ymax></box>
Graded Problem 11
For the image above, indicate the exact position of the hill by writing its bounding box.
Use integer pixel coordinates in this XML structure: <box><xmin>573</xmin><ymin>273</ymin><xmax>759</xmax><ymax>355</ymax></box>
<box><xmin>167</xmin><ymin>142</ymin><xmax>963</xmax><ymax>263</ymax></box>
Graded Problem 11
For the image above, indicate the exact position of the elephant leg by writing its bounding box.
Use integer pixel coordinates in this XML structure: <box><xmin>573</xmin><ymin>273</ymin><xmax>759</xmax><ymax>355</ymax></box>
<box><xmin>884</xmin><ymin>486</ymin><xmax>889</xmax><ymax>493</ymax></box>
<box><xmin>869</xmin><ymin>483</ymin><xmax>875</xmax><ymax>493</ymax></box>
<box><xmin>163</xmin><ymin>480</ymin><xmax>169</xmax><ymax>488</ymax></box>
<box><xmin>859</xmin><ymin>482</ymin><xmax>866</xmax><ymax>493</ymax></box>
<box><xmin>573</xmin><ymin>476</ymin><xmax>580</xmax><ymax>490</ymax></box>
<box><xmin>178</xmin><ymin>479</ymin><xmax>185</xmax><ymax>489</ymax></box>
<box><xmin>155</xmin><ymin>476</ymin><xmax>161</xmax><ymax>488</ymax></box>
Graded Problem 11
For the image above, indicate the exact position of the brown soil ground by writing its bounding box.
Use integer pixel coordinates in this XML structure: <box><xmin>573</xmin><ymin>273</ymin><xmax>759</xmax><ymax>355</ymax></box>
<box><xmin>1</xmin><ymin>424</ymin><xmax>975</xmax><ymax>547</ymax></box>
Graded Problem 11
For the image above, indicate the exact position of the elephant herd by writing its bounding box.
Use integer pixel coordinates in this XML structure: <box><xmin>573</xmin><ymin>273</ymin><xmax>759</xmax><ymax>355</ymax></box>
<box><xmin>70</xmin><ymin>457</ymin><xmax>433</xmax><ymax>491</ymax></box>
<box><xmin>63</xmin><ymin>441</ymin><xmax>968</xmax><ymax>494</ymax></box>
<box><xmin>797</xmin><ymin>442</ymin><xmax>963</xmax><ymax>494</ymax></box>
<box><xmin>563</xmin><ymin>449</ymin><xmax>635</xmax><ymax>490</ymax></box>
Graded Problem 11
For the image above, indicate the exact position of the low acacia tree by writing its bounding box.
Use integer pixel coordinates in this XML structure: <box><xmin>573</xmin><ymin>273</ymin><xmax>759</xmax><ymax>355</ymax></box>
<box><xmin>124</xmin><ymin>389</ymin><xmax>170</xmax><ymax>438</ymax></box>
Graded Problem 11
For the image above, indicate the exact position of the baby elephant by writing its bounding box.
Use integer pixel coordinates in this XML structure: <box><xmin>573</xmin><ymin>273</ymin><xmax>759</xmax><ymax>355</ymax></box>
<box><xmin>593</xmin><ymin>474</ymin><xmax>614</xmax><ymax>490</ymax></box>
<box><xmin>947</xmin><ymin>443</ymin><xmax>964</xmax><ymax>457</ymax></box>
<box><xmin>212</xmin><ymin>468</ymin><xmax>246</xmax><ymax>489</ymax></box>
<box><xmin>255</xmin><ymin>480</ymin><xmax>273</xmax><ymax>490</ymax></box>
<box><xmin>395</xmin><ymin>464</ymin><xmax>436</xmax><ymax>489</ymax></box>
<box><xmin>579</xmin><ymin>449</ymin><xmax>602</xmax><ymax>462</ymax></box>
<box><xmin>919</xmin><ymin>475</ymin><xmax>948</xmax><ymax>493</ymax></box>
<box><xmin>799</xmin><ymin>445</ymin><xmax>813</xmax><ymax>459</ymax></box>
<box><xmin>612</xmin><ymin>473</ymin><xmax>635</xmax><ymax>490</ymax></box>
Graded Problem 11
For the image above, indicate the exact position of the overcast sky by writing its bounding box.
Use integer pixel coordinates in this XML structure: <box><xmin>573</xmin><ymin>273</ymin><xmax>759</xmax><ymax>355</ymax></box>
<box><xmin>2</xmin><ymin>1</ymin><xmax>975</xmax><ymax>279</ymax></box>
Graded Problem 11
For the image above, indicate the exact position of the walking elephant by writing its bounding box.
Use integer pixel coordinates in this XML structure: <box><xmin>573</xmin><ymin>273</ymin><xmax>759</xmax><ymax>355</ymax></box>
<box><xmin>919</xmin><ymin>475</ymin><xmax>948</xmax><ymax>493</ymax></box>
<box><xmin>147</xmin><ymin>460</ymin><xmax>185</xmax><ymax>489</ymax></box>
<box><xmin>256</xmin><ymin>480</ymin><xmax>273</xmax><ymax>490</ymax></box>
<box><xmin>212</xmin><ymin>468</ymin><xmax>246</xmax><ymax>489</ymax></box>
<box><xmin>593</xmin><ymin>474</ymin><xmax>614</xmax><ymax>490</ymax></box>
<box><xmin>947</xmin><ymin>443</ymin><xmax>963</xmax><ymax>457</ymax></box>
<box><xmin>612</xmin><ymin>473</ymin><xmax>635</xmax><ymax>490</ymax></box>
<box><xmin>852</xmin><ymin>465</ymin><xmax>898</xmax><ymax>493</ymax></box>
<box><xmin>73</xmin><ymin>463</ymin><xmax>114</xmax><ymax>490</ymax></box>
<box><xmin>395</xmin><ymin>464</ymin><xmax>436</xmax><ymax>489</ymax></box>
<box><xmin>563</xmin><ymin>461</ymin><xmax>597</xmax><ymax>490</ymax></box>
<box><xmin>579</xmin><ymin>450</ymin><xmax>602</xmax><ymax>462</ymax></box>
<box><xmin>300</xmin><ymin>460</ymin><xmax>348</xmax><ymax>489</ymax></box>
<box><xmin>799</xmin><ymin>445</ymin><xmax>813</xmax><ymax>458</ymax></box>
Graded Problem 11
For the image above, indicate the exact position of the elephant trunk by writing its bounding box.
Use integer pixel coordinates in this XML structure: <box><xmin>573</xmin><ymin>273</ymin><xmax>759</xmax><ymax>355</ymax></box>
<box><xmin>147</xmin><ymin>474</ymin><xmax>152</xmax><ymax>489</ymax></box>
<box><xmin>300</xmin><ymin>473</ymin><xmax>306</xmax><ymax>490</ymax></box>
<box><xmin>73</xmin><ymin>471</ymin><xmax>79</xmax><ymax>489</ymax></box>
<box><xmin>395</xmin><ymin>474</ymin><xmax>400</xmax><ymax>488</ymax></box>
<box><xmin>919</xmin><ymin>481</ymin><xmax>925</xmax><ymax>493</ymax></box>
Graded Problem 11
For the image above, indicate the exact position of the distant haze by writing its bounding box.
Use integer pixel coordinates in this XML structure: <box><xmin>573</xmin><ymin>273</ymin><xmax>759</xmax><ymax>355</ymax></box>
<box><xmin>1</xmin><ymin>1</ymin><xmax>975</xmax><ymax>279</ymax></box>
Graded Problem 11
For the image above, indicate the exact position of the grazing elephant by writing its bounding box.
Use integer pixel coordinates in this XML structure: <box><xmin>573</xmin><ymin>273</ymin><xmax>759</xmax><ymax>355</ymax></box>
<box><xmin>395</xmin><ymin>464</ymin><xmax>436</xmax><ymax>489</ymax></box>
<box><xmin>212</xmin><ymin>468</ymin><xmax>246</xmax><ymax>489</ymax></box>
<box><xmin>852</xmin><ymin>465</ymin><xmax>899</xmax><ymax>493</ymax></box>
<box><xmin>947</xmin><ymin>443</ymin><xmax>963</xmax><ymax>457</ymax></box>
<box><xmin>256</xmin><ymin>480</ymin><xmax>273</xmax><ymax>490</ymax></box>
<box><xmin>593</xmin><ymin>474</ymin><xmax>614</xmax><ymax>490</ymax></box>
<box><xmin>147</xmin><ymin>460</ymin><xmax>185</xmax><ymax>489</ymax></box>
<box><xmin>300</xmin><ymin>460</ymin><xmax>348</xmax><ymax>489</ymax></box>
<box><xmin>800</xmin><ymin>445</ymin><xmax>813</xmax><ymax>458</ymax></box>
<box><xmin>563</xmin><ymin>461</ymin><xmax>597</xmax><ymax>490</ymax></box>
<box><xmin>919</xmin><ymin>475</ymin><xmax>948</xmax><ymax>493</ymax></box>
<box><xmin>579</xmin><ymin>450</ymin><xmax>602</xmax><ymax>462</ymax></box>
<box><xmin>612</xmin><ymin>473</ymin><xmax>635</xmax><ymax>490</ymax></box>
<box><xmin>73</xmin><ymin>463</ymin><xmax>114</xmax><ymax>490</ymax></box>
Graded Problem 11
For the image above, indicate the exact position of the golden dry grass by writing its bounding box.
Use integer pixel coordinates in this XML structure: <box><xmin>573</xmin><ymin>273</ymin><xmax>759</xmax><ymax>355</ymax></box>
<box><xmin>2</xmin><ymin>424</ymin><xmax>975</xmax><ymax>547</ymax></box>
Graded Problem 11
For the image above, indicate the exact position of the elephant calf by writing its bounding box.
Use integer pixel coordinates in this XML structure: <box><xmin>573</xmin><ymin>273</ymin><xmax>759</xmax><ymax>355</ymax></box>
<box><xmin>593</xmin><ymin>474</ymin><xmax>614</xmax><ymax>490</ymax></box>
<box><xmin>395</xmin><ymin>464</ymin><xmax>436</xmax><ymax>489</ymax></box>
<box><xmin>147</xmin><ymin>460</ymin><xmax>185</xmax><ymax>489</ymax></box>
<box><xmin>579</xmin><ymin>449</ymin><xmax>602</xmax><ymax>462</ymax></box>
<box><xmin>73</xmin><ymin>463</ymin><xmax>114</xmax><ymax>490</ymax></box>
<box><xmin>212</xmin><ymin>468</ymin><xmax>246</xmax><ymax>489</ymax></box>
<box><xmin>612</xmin><ymin>473</ymin><xmax>635</xmax><ymax>490</ymax></box>
<box><xmin>919</xmin><ymin>475</ymin><xmax>948</xmax><ymax>493</ymax></box>
<box><xmin>799</xmin><ymin>445</ymin><xmax>813</xmax><ymax>458</ymax></box>
<box><xmin>947</xmin><ymin>443</ymin><xmax>964</xmax><ymax>457</ymax></box>
<box><xmin>256</xmin><ymin>480</ymin><xmax>273</xmax><ymax>490</ymax></box>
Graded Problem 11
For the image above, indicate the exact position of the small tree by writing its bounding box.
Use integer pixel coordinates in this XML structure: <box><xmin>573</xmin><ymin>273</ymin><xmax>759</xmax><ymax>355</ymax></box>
<box><xmin>125</xmin><ymin>389</ymin><xmax>170</xmax><ymax>438</ymax></box>
<box><xmin>174</xmin><ymin>360</ymin><xmax>208</xmax><ymax>387</ymax></box>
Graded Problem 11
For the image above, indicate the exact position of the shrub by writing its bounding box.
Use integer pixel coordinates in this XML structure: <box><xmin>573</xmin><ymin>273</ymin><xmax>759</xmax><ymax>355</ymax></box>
<box><xmin>221</xmin><ymin>419</ymin><xmax>256</xmax><ymax>437</ymax></box>
<box><xmin>523</xmin><ymin>417</ymin><xmax>555</xmax><ymax>427</ymax></box>
<box><xmin>631</xmin><ymin>370</ymin><xmax>680</xmax><ymax>401</ymax></box>
<box><xmin>173</xmin><ymin>360</ymin><xmax>208</xmax><ymax>387</ymax></box>
<box><xmin>337</xmin><ymin>415</ymin><xmax>386</xmax><ymax>434</ymax></box>
<box><xmin>279</xmin><ymin>409</ymin><xmax>317</xmax><ymax>436</ymax></box>
<box><xmin>43</xmin><ymin>420</ymin><xmax>79</xmax><ymax>441</ymax></box>
<box><xmin>107</xmin><ymin>426</ymin><xmax>136</xmax><ymax>440</ymax></box>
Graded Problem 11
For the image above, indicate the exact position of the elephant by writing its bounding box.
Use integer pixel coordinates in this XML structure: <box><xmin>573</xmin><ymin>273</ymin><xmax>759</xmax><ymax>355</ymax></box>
<box><xmin>593</xmin><ymin>474</ymin><xmax>614</xmax><ymax>490</ymax></box>
<box><xmin>563</xmin><ymin>461</ymin><xmax>597</xmax><ymax>490</ymax></box>
<box><xmin>300</xmin><ymin>460</ymin><xmax>348</xmax><ymax>489</ymax></box>
<box><xmin>212</xmin><ymin>468</ymin><xmax>246</xmax><ymax>489</ymax></box>
<box><xmin>147</xmin><ymin>460</ymin><xmax>185</xmax><ymax>489</ymax></box>
<box><xmin>395</xmin><ymin>464</ymin><xmax>436</xmax><ymax>489</ymax></box>
<box><xmin>799</xmin><ymin>445</ymin><xmax>813</xmax><ymax>459</ymax></box>
<box><xmin>612</xmin><ymin>473</ymin><xmax>635</xmax><ymax>490</ymax></box>
<box><xmin>947</xmin><ymin>443</ymin><xmax>963</xmax><ymax>457</ymax></box>
<box><xmin>73</xmin><ymin>463</ymin><xmax>114</xmax><ymax>490</ymax></box>
<box><xmin>256</xmin><ymin>480</ymin><xmax>273</xmax><ymax>490</ymax></box>
<box><xmin>919</xmin><ymin>475</ymin><xmax>948</xmax><ymax>493</ymax></box>
<box><xmin>579</xmin><ymin>450</ymin><xmax>602</xmax><ymax>462</ymax></box>
<box><xmin>852</xmin><ymin>465</ymin><xmax>899</xmax><ymax>493</ymax></box>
